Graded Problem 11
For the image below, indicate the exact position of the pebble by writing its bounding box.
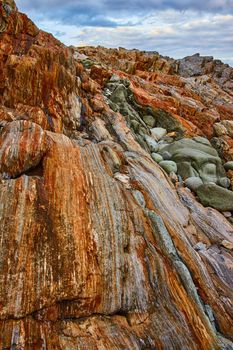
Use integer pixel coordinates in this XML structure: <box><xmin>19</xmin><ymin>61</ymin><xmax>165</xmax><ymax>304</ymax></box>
<box><xmin>150</xmin><ymin>127</ymin><xmax>167</xmax><ymax>141</ymax></box>
<box><xmin>159</xmin><ymin>160</ymin><xmax>177</xmax><ymax>174</ymax></box>
<box><xmin>144</xmin><ymin>135</ymin><xmax>159</xmax><ymax>153</ymax></box>
<box><xmin>151</xmin><ymin>153</ymin><xmax>163</xmax><ymax>163</ymax></box>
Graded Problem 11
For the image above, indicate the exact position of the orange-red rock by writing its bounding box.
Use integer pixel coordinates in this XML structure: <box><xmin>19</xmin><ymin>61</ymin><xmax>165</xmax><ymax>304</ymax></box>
<box><xmin>0</xmin><ymin>2</ymin><xmax>233</xmax><ymax>349</ymax></box>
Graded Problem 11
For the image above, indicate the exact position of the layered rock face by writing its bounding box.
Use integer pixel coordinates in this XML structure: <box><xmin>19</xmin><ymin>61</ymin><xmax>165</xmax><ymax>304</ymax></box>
<box><xmin>0</xmin><ymin>2</ymin><xmax>233</xmax><ymax>349</ymax></box>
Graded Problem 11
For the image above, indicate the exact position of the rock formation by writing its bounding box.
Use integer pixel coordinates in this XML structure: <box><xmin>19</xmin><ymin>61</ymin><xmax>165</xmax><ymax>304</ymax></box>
<box><xmin>0</xmin><ymin>1</ymin><xmax>233</xmax><ymax>349</ymax></box>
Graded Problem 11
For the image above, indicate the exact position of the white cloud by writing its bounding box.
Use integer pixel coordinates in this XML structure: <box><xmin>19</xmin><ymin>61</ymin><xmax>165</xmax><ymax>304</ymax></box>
<box><xmin>15</xmin><ymin>2</ymin><xmax>233</xmax><ymax>66</ymax></box>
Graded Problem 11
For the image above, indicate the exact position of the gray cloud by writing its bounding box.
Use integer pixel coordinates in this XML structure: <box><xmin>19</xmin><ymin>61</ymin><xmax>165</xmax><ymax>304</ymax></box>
<box><xmin>15</xmin><ymin>1</ymin><xmax>233</xmax><ymax>66</ymax></box>
<box><xmin>16</xmin><ymin>0</ymin><xmax>233</xmax><ymax>28</ymax></box>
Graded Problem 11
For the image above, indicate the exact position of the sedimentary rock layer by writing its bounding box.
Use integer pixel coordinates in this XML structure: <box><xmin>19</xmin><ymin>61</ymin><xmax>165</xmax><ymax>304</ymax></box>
<box><xmin>0</xmin><ymin>1</ymin><xmax>233</xmax><ymax>349</ymax></box>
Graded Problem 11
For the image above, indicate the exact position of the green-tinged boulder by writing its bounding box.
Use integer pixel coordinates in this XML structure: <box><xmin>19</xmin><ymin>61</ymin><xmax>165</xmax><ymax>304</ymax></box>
<box><xmin>160</xmin><ymin>161</ymin><xmax>177</xmax><ymax>174</ymax></box>
<box><xmin>143</xmin><ymin>115</ymin><xmax>155</xmax><ymax>128</ymax></box>
<box><xmin>224</xmin><ymin>162</ymin><xmax>233</xmax><ymax>171</ymax></box>
<box><xmin>161</xmin><ymin>138</ymin><xmax>226</xmax><ymax>185</ymax></box>
<box><xmin>177</xmin><ymin>162</ymin><xmax>199</xmax><ymax>179</ymax></box>
<box><xmin>153</xmin><ymin>109</ymin><xmax>185</xmax><ymax>137</ymax></box>
<box><xmin>110</xmin><ymin>84</ymin><xmax>127</xmax><ymax>104</ymax></box>
<box><xmin>193</xmin><ymin>136</ymin><xmax>211</xmax><ymax>146</ymax></box>
<box><xmin>197</xmin><ymin>184</ymin><xmax>233</xmax><ymax>211</ymax></box>
<box><xmin>151</xmin><ymin>153</ymin><xmax>163</xmax><ymax>163</ymax></box>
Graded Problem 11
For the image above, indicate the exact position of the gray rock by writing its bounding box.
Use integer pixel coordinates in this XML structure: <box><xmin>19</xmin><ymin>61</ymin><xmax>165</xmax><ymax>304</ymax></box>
<box><xmin>224</xmin><ymin>162</ymin><xmax>233</xmax><ymax>171</ymax></box>
<box><xmin>194</xmin><ymin>242</ymin><xmax>207</xmax><ymax>251</ymax></box>
<box><xmin>158</xmin><ymin>143</ymin><xmax>169</xmax><ymax>152</ymax></box>
<box><xmin>161</xmin><ymin>136</ymin><xmax>174</xmax><ymax>144</ymax></box>
<box><xmin>143</xmin><ymin>115</ymin><xmax>155</xmax><ymax>128</ymax></box>
<box><xmin>151</xmin><ymin>153</ymin><xmax>163</xmax><ymax>163</ymax></box>
<box><xmin>144</xmin><ymin>135</ymin><xmax>159</xmax><ymax>152</ymax></box>
<box><xmin>159</xmin><ymin>161</ymin><xmax>177</xmax><ymax>174</ymax></box>
<box><xmin>161</xmin><ymin>151</ymin><xmax>172</xmax><ymax>160</ymax></box>
<box><xmin>150</xmin><ymin>127</ymin><xmax>167</xmax><ymax>140</ymax></box>
<box><xmin>197</xmin><ymin>184</ymin><xmax>233</xmax><ymax>211</ymax></box>
<box><xmin>184</xmin><ymin>177</ymin><xmax>203</xmax><ymax>192</ymax></box>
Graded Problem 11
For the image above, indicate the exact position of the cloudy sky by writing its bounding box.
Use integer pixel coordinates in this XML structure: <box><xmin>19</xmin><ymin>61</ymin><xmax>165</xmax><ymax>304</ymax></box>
<box><xmin>16</xmin><ymin>0</ymin><xmax>233</xmax><ymax>66</ymax></box>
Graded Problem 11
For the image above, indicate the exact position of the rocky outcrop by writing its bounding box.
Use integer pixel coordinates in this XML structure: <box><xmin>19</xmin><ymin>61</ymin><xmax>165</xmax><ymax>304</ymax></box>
<box><xmin>177</xmin><ymin>53</ymin><xmax>233</xmax><ymax>94</ymax></box>
<box><xmin>0</xmin><ymin>2</ymin><xmax>233</xmax><ymax>349</ymax></box>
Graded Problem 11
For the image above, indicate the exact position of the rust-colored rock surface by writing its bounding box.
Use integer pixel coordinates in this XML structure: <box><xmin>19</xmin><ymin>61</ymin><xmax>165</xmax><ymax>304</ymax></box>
<box><xmin>0</xmin><ymin>2</ymin><xmax>233</xmax><ymax>349</ymax></box>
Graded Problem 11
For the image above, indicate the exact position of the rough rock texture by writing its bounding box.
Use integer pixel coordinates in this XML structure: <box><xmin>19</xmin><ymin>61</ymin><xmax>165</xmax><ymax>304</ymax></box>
<box><xmin>0</xmin><ymin>2</ymin><xmax>233</xmax><ymax>349</ymax></box>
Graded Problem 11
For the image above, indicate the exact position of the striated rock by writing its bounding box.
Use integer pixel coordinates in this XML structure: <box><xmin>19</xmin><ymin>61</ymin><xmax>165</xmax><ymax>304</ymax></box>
<box><xmin>0</xmin><ymin>120</ymin><xmax>46</xmax><ymax>178</ymax></box>
<box><xmin>0</xmin><ymin>4</ymin><xmax>233</xmax><ymax>349</ymax></box>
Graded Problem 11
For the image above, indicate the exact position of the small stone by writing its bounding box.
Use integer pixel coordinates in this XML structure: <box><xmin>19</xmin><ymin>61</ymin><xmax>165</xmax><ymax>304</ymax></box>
<box><xmin>222</xmin><ymin>212</ymin><xmax>232</xmax><ymax>218</ymax></box>
<box><xmin>143</xmin><ymin>115</ymin><xmax>155</xmax><ymax>128</ymax></box>
<box><xmin>144</xmin><ymin>135</ymin><xmax>159</xmax><ymax>152</ymax></box>
<box><xmin>224</xmin><ymin>162</ymin><xmax>233</xmax><ymax>171</ymax></box>
<box><xmin>184</xmin><ymin>177</ymin><xmax>203</xmax><ymax>192</ymax></box>
<box><xmin>151</xmin><ymin>153</ymin><xmax>163</xmax><ymax>163</ymax></box>
<box><xmin>150</xmin><ymin>127</ymin><xmax>167</xmax><ymax>141</ymax></box>
<box><xmin>159</xmin><ymin>161</ymin><xmax>177</xmax><ymax>174</ymax></box>
<box><xmin>114</xmin><ymin>172</ymin><xmax>131</xmax><ymax>189</ymax></box>
<box><xmin>194</xmin><ymin>242</ymin><xmax>207</xmax><ymax>251</ymax></box>
<box><xmin>166</xmin><ymin>132</ymin><xmax>177</xmax><ymax>138</ymax></box>
<box><xmin>109</xmin><ymin>74</ymin><xmax>121</xmax><ymax>82</ymax></box>
<box><xmin>218</xmin><ymin>177</ymin><xmax>231</xmax><ymax>188</ymax></box>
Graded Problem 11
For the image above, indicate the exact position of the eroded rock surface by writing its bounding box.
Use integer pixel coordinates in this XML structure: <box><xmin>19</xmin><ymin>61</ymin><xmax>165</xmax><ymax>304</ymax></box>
<box><xmin>0</xmin><ymin>2</ymin><xmax>233</xmax><ymax>349</ymax></box>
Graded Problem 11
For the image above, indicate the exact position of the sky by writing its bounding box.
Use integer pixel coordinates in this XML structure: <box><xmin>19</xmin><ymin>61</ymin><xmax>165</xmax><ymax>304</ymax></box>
<box><xmin>16</xmin><ymin>0</ymin><xmax>233</xmax><ymax>66</ymax></box>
